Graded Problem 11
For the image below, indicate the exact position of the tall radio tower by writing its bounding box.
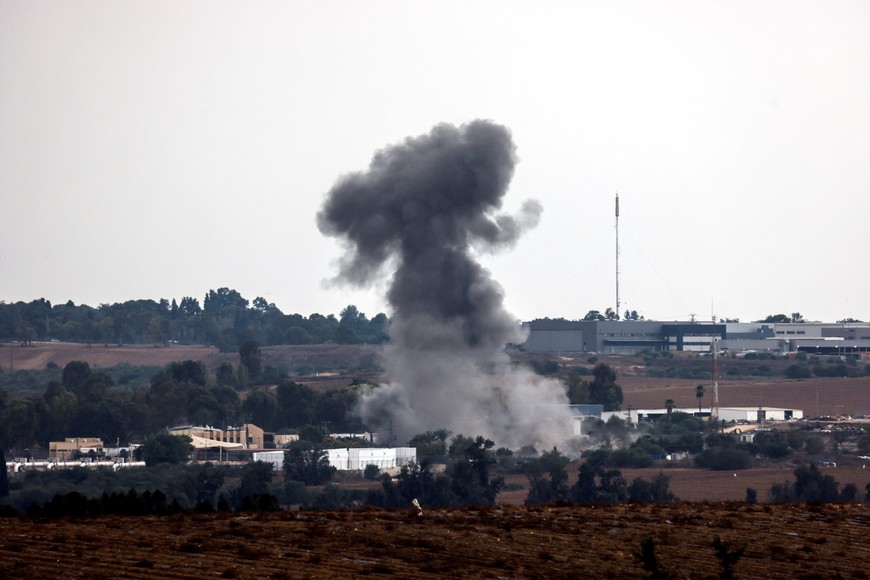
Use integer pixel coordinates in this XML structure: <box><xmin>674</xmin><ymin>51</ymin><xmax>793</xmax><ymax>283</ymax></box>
<box><xmin>711</xmin><ymin>313</ymin><xmax>720</xmax><ymax>422</ymax></box>
<box><xmin>615</xmin><ymin>192</ymin><xmax>620</xmax><ymax>319</ymax></box>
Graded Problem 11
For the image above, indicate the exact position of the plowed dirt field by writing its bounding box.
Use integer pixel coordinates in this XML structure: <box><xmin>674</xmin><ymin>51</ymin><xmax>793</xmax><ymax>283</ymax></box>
<box><xmin>1</xmin><ymin>503</ymin><xmax>869</xmax><ymax>579</ymax></box>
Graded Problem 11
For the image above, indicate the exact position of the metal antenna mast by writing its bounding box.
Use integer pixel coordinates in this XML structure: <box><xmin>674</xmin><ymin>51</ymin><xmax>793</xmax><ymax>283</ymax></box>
<box><xmin>615</xmin><ymin>192</ymin><xmax>620</xmax><ymax>319</ymax></box>
<box><xmin>711</xmin><ymin>312</ymin><xmax>720</xmax><ymax>423</ymax></box>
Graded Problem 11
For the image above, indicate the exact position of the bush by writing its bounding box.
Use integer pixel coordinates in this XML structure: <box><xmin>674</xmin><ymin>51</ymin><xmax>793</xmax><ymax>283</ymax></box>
<box><xmin>752</xmin><ymin>431</ymin><xmax>792</xmax><ymax>459</ymax></box>
<box><xmin>694</xmin><ymin>447</ymin><xmax>753</xmax><ymax>471</ymax></box>
<box><xmin>628</xmin><ymin>472</ymin><xmax>676</xmax><ymax>502</ymax></box>
<box><xmin>769</xmin><ymin>464</ymin><xmax>841</xmax><ymax>503</ymax></box>
<box><xmin>784</xmin><ymin>364</ymin><xmax>812</xmax><ymax>379</ymax></box>
<box><xmin>282</xmin><ymin>480</ymin><xmax>310</xmax><ymax>505</ymax></box>
<box><xmin>813</xmin><ymin>363</ymin><xmax>848</xmax><ymax>378</ymax></box>
<box><xmin>363</xmin><ymin>464</ymin><xmax>380</xmax><ymax>480</ymax></box>
<box><xmin>582</xmin><ymin>448</ymin><xmax>611</xmax><ymax>468</ymax></box>
<box><xmin>138</xmin><ymin>433</ymin><xmax>193</xmax><ymax>467</ymax></box>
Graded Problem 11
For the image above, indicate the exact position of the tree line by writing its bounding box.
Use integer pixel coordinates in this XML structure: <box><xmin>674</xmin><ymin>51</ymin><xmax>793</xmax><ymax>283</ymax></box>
<box><xmin>0</xmin><ymin>357</ymin><xmax>367</xmax><ymax>452</ymax></box>
<box><xmin>0</xmin><ymin>289</ymin><xmax>388</xmax><ymax>351</ymax></box>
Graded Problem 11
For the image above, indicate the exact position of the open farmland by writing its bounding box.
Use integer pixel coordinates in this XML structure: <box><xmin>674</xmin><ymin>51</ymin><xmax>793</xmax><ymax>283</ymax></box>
<box><xmin>7</xmin><ymin>343</ymin><xmax>870</xmax><ymax>416</ymax></box>
<box><xmin>498</xmin><ymin>465</ymin><xmax>870</xmax><ymax>504</ymax></box>
<box><xmin>2</xmin><ymin>503</ymin><xmax>870</xmax><ymax>579</ymax></box>
<box><xmin>4</xmin><ymin>344</ymin><xmax>870</xmax><ymax>577</ymax></box>
<box><xmin>3</xmin><ymin>342</ymin><xmax>380</xmax><ymax>375</ymax></box>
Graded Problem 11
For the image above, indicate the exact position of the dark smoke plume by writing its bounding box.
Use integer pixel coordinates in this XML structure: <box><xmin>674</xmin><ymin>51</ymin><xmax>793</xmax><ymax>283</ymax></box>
<box><xmin>318</xmin><ymin>120</ymin><xmax>572</xmax><ymax>449</ymax></box>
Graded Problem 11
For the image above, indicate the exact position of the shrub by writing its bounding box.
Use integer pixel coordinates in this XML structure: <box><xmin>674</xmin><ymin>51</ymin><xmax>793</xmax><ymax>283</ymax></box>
<box><xmin>694</xmin><ymin>447</ymin><xmax>753</xmax><ymax>471</ymax></box>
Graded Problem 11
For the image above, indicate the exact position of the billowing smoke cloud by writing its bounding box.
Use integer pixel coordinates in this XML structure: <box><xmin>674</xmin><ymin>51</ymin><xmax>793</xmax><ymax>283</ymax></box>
<box><xmin>318</xmin><ymin>120</ymin><xmax>573</xmax><ymax>450</ymax></box>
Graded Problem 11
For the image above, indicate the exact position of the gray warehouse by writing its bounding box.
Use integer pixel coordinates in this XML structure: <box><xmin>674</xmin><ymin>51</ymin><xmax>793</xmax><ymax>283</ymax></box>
<box><xmin>521</xmin><ymin>319</ymin><xmax>870</xmax><ymax>356</ymax></box>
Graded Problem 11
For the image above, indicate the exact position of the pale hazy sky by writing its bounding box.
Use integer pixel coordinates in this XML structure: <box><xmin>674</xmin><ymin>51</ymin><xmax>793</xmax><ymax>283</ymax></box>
<box><xmin>1</xmin><ymin>1</ymin><xmax>868</xmax><ymax>323</ymax></box>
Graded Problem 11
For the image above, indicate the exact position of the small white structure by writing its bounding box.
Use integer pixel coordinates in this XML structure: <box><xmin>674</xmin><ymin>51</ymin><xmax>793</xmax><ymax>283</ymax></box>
<box><xmin>326</xmin><ymin>447</ymin><xmax>416</xmax><ymax>471</ymax></box>
<box><xmin>603</xmin><ymin>406</ymin><xmax>803</xmax><ymax>425</ymax></box>
<box><xmin>252</xmin><ymin>450</ymin><xmax>286</xmax><ymax>471</ymax></box>
<box><xmin>718</xmin><ymin>407</ymin><xmax>803</xmax><ymax>422</ymax></box>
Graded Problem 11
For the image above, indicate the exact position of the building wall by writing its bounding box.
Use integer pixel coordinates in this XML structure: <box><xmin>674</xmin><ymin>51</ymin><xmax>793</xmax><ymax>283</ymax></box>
<box><xmin>521</xmin><ymin>320</ymin><xmax>666</xmax><ymax>354</ymax></box>
<box><xmin>718</xmin><ymin>338</ymin><xmax>786</xmax><ymax>353</ymax></box>
<box><xmin>326</xmin><ymin>447</ymin><xmax>417</xmax><ymax>471</ymax></box>
<box><xmin>274</xmin><ymin>434</ymin><xmax>300</xmax><ymax>447</ymax></box>
<box><xmin>521</xmin><ymin>320</ymin><xmax>586</xmax><ymax>352</ymax></box>
<box><xmin>169</xmin><ymin>423</ymin><xmax>267</xmax><ymax>449</ymax></box>
<box><xmin>252</xmin><ymin>450</ymin><xmax>286</xmax><ymax>471</ymax></box>
<box><xmin>523</xmin><ymin>319</ymin><xmax>870</xmax><ymax>355</ymax></box>
<box><xmin>718</xmin><ymin>407</ymin><xmax>803</xmax><ymax>422</ymax></box>
<box><xmin>49</xmin><ymin>437</ymin><xmax>104</xmax><ymax>459</ymax></box>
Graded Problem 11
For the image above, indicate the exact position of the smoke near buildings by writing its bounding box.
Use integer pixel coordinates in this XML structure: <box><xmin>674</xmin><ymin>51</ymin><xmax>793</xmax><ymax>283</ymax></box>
<box><xmin>318</xmin><ymin>120</ymin><xmax>572</xmax><ymax>449</ymax></box>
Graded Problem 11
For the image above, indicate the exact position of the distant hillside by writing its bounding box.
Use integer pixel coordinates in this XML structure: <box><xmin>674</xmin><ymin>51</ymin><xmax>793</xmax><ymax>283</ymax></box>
<box><xmin>2</xmin><ymin>341</ymin><xmax>382</xmax><ymax>375</ymax></box>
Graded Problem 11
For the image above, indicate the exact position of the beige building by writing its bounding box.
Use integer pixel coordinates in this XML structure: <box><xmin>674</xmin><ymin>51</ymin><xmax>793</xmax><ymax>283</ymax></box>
<box><xmin>274</xmin><ymin>433</ymin><xmax>300</xmax><ymax>447</ymax></box>
<box><xmin>49</xmin><ymin>437</ymin><xmax>104</xmax><ymax>460</ymax></box>
<box><xmin>168</xmin><ymin>424</ymin><xmax>270</xmax><ymax>450</ymax></box>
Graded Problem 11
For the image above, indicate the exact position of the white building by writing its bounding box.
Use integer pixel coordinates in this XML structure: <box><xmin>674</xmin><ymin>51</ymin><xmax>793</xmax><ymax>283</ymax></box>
<box><xmin>252</xmin><ymin>450</ymin><xmax>286</xmax><ymax>471</ymax></box>
<box><xmin>326</xmin><ymin>447</ymin><xmax>416</xmax><ymax>471</ymax></box>
<box><xmin>602</xmin><ymin>406</ymin><xmax>802</xmax><ymax>425</ymax></box>
<box><xmin>718</xmin><ymin>407</ymin><xmax>803</xmax><ymax>422</ymax></box>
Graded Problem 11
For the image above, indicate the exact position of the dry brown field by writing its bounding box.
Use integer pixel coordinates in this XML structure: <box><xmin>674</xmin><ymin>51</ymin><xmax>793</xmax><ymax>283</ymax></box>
<box><xmin>9</xmin><ymin>344</ymin><xmax>869</xmax><ymax>417</ymax></box>
<box><xmin>498</xmin><ymin>465</ymin><xmax>870</xmax><ymax>505</ymax></box>
<box><xmin>4</xmin><ymin>342</ymin><xmax>224</xmax><ymax>372</ymax></box>
<box><xmin>2</xmin><ymin>503</ymin><xmax>870</xmax><ymax>579</ymax></box>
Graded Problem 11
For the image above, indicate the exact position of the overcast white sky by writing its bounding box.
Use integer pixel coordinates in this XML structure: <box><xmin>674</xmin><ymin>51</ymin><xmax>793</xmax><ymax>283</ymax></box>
<box><xmin>1</xmin><ymin>1</ymin><xmax>868</xmax><ymax>324</ymax></box>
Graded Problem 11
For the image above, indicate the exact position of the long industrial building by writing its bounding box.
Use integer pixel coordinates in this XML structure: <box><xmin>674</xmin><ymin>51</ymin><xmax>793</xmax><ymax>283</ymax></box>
<box><xmin>521</xmin><ymin>319</ymin><xmax>870</xmax><ymax>355</ymax></box>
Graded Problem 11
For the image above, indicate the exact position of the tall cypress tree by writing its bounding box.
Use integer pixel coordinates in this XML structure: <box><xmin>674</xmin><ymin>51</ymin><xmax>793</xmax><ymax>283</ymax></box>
<box><xmin>0</xmin><ymin>448</ymin><xmax>9</xmax><ymax>498</ymax></box>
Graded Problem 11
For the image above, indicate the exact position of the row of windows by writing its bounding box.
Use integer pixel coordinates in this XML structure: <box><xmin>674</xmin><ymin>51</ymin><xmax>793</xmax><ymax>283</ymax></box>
<box><xmin>776</xmin><ymin>331</ymin><xmax>807</xmax><ymax>335</ymax></box>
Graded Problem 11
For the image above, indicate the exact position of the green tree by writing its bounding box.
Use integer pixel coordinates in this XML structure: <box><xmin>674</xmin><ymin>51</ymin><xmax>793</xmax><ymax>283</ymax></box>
<box><xmin>203</xmin><ymin>287</ymin><xmax>249</xmax><ymax>315</ymax></box>
<box><xmin>61</xmin><ymin>361</ymin><xmax>92</xmax><ymax>394</ymax></box>
<box><xmin>242</xmin><ymin>389</ymin><xmax>279</xmax><ymax>430</ymax></box>
<box><xmin>784</xmin><ymin>364</ymin><xmax>812</xmax><ymax>379</ymax></box>
<box><xmin>409</xmin><ymin>429</ymin><xmax>452</xmax><ymax>461</ymax></box>
<box><xmin>758</xmin><ymin>314</ymin><xmax>790</xmax><ymax>323</ymax></box>
<box><xmin>139</xmin><ymin>433</ymin><xmax>193</xmax><ymax>466</ymax></box>
<box><xmin>275</xmin><ymin>381</ymin><xmax>317</xmax><ymax>428</ymax></box>
<box><xmin>793</xmin><ymin>463</ymin><xmax>839</xmax><ymax>502</ymax></box>
<box><xmin>587</xmin><ymin>363</ymin><xmax>623</xmax><ymax>411</ymax></box>
<box><xmin>665</xmin><ymin>399</ymin><xmax>675</xmax><ymax>421</ymax></box>
<box><xmin>524</xmin><ymin>447</ymin><xmax>570</xmax><ymax>504</ymax></box>
<box><xmin>147</xmin><ymin>379</ymin><xmax>186</xmax><ymax>429</ymax></box>
<box><xmin>0</xmin><ymin>398</ymin><xmax>38</xmax><ymax>449</ymax></box>
<box><xmin>44</xmin><ymin>389</ymin><xmax>80</xmax><ymax>443</ymax></box>
<box><xmin>628</xmin><ymin>471</ymin><xmax>677</xmax><ymax>502</ymax></box>
<box><xmin>166</xmin><ymin>360</ymin><xmax>209</xmax><ymax>387</ymax></box>
<box><xmin>363</xmin><ymin>464</ymin><xmax>380</xmax><ymax>480</ymax></box>
<box><xmin>179</xmin><ymin>296</ymin><xmax>201</xmax><ymax>316</ymax></box>
<box><xmin>215</xmin><ymin>361</ymin><xmax>238</xmax><ymax>388</ymax></box>
<box><xmin>449</xmin><ymin>436</ymin><xmax>504</xmax><ymax>505</ymax></box>
<box><xmin>238</xmin><ymin>341</ymin><xmax>262</xmax><ymax>382</ymax></box>
<box><xmin>283</xmin><ymin>445</ymin><xmax>336</xmax><ymax>485</ymax></box>
<box><xmin>237</xmin><ymin>460</ymin><xmax>274</xmax><ymax>499</ymax></box>
<box><xmin>695</xmin><ymin>384</ymin><xmax>704</xmax><ymax>414</ymax></box>
<box><xmin>571</xmin><ymin>463</ymin><xmax>628</xmax><ymax>504</ymax></box>
<box><xmin>0</xmin><ymin>449</ymin><xmax>9</xmax><ymax>498</ymax></box>
<box><xmin>695</xmin><ymin>446</ymin><xmax>753</xmax><ymax>471</ymax></box>
<box><xmin>582</xmin><ymin>310</ymin><xmax>605</xmax><ymax>321</ymax></box>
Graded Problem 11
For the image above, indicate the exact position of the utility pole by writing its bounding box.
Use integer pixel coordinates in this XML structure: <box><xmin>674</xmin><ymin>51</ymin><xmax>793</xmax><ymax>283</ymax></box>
<box><xmin>711</xmin><ymin>314</ymin><xmax>720</xmax><ymax>423</ymax></box>
<box><xmin>615</xmin><ymin>192</ymin><xmax>620</xmax><ymax>319</ymax></box>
